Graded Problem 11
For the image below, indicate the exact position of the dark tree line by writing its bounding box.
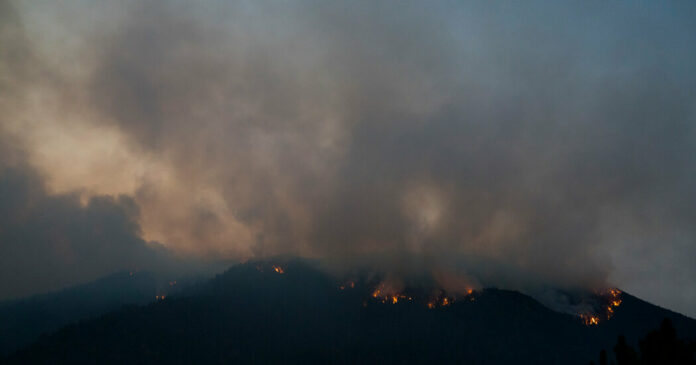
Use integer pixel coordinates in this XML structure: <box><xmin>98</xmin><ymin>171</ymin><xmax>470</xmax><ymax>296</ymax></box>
<box><xmin>592</xmin><ymin>319</ymin><xmax>696</xmax><ymax>365</ymax></box>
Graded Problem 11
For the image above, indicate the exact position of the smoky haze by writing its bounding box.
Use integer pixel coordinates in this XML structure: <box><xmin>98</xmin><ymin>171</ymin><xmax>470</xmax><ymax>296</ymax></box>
<box><xmin>1</xmin><ymin>1</ymin><xmax>695</xmax><ymax>316</ymax></box>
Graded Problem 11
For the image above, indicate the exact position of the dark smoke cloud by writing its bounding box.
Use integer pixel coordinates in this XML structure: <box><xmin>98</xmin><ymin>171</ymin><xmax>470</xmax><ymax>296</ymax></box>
<box><xmin>0</xmin><ymin>163</ymin><xmax>173</xmax><ymax>300</ymax></box>
<box><xmin>2</xmin><ymin>1</ymin><xmax>696</xmax><ymax>316</ymax></box>
<box><xmin>0</xmin><ymin>2</ymin><xmax>188</xmax><ymax>299</ymax></box>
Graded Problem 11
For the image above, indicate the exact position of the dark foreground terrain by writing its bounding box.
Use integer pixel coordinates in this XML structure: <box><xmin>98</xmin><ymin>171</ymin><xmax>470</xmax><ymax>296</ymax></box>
<box><xmin>0</xmin><ymin>271</ymin><xmax>160</xmax><ymax>356</ymax></box>
<box><xmin>3</xmin><ymin>260</ymin><xmax>696</xmax><ymax>364</ymax></box>
<box><xmin>0</xmin><ymin>271</ymin><xmax>202</xmax><ymax>357</ymax></box>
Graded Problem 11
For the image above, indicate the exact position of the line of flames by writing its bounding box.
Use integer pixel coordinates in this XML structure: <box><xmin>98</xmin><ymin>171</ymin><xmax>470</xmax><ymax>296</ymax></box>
<box><xmin>261</xmin><ymin>264</ymin><xmax>622</xmax><ymax>321</ymax></box>
<box><xmin>579</xmin><ymin>288</ymin><xmax>622</xmax><ymax>326</ymax></box>
<box><xmin>365</xmin><ymin>284</ymin><xmax>474</xmax><ymax>309</ymax></box>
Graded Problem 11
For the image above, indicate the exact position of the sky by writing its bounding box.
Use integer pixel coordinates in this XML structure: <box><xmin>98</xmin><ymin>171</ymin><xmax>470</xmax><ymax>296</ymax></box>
<box><xmin>1</xmin><ymin>0</ymin><xmax>695</xmax><ymax>317</ymax></box>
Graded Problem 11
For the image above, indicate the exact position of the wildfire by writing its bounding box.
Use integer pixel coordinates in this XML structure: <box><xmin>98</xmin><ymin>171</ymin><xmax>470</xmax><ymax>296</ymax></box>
<box><xmin>425</xmin><ymin>297</ymin><xmax>454</xmax><ymax>309</ymax></box>
<box><xmin>254</xmin><ymin>264</ymin><xmax>286</xmax><ymax>274</ymax></box>
<box><xmin>375</xmin><ymin>292</ymin><xmax>412</xmax><ymax>304</ymax></box>
<box><xmin>605</xmin><ymin>289</ymin><xmax>622</xmax><ymax>320</ymax></box>
<box><xmin>340</xmin><ymin>278</ymin><xmax>476</xmax><ymax>310</ymax></box>
<box><xmin>580</xmin><ymin>314</ymin><xmax>600</xmax><ymax>326</ymax></box>
<box><xmin>370</xmin><ymin>284</ymin><xmax>414</xmax><ymax>305</ymax></box>
<box><xmin>578</xmin><ymin>288</ymin><xmax>623</xmax><ymax>326</ymax></box>
<box><xmin>425</xmin><ymin>294</ymin><xmax>455</xmax><ymax>309</ymax></box>
<box><xmin>369</xmin><ymin>287</ymin><xmax>470</xmax><ymax>309</ymax></box>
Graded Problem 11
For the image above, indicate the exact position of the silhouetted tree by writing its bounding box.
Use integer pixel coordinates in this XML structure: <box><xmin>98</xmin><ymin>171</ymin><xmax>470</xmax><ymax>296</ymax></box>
<box><xmin>591</xmin><ymin>349</ymin><xmax>609</xmax><ymax>365</ymax></box>
<box><xmin>614</xmin><ymin>335</ymin><xmax>639</xmax><ymax>365</ymax></box>
<box><xmin>593</xmin><ymin>319</ymin><xmax>696</xmax><ymax>365</ymax></box>
<box><xmin>639</xmin><ymin>319</ymin><xmax>695</xmax><ymax>365</ymax></box>
<box><xmin>599</xmin><ymin>349</ymin><xmax>608</xmax><ymax>365</ymax></box>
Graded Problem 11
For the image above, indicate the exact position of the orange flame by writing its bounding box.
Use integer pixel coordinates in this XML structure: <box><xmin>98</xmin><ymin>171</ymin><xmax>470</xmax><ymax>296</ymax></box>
<box><xmin>272</xmin><ymin>265</ymin><xmax>284</xmax><ymax>274</ymax></box>
<box><xmin>579</xmin><ymin>313</ymin><xmax>600</xmax><ymax>325</ymax></box>
<box><xmin>369</xmin><ymin>284</ymin><xmax>414</xmax><ymax>305</ymax></box>
<box><xmin>578</xmin><ymin>288</ymin><xmax>623</xmax><ymax>326</ymax></box>
<box><xmin>605</xmin><ymin>289</ymin><xmax>622</xmax><ymax>320</ymax></box>
<box><xmin>363</xmin><ymin>282</ymin><xmax>467</xmax><ymax>309</ymax></box>
<box><xmin>424</xmin><ymin>293</ymin><xmax>456</xmax><ymax>309</ymax></box>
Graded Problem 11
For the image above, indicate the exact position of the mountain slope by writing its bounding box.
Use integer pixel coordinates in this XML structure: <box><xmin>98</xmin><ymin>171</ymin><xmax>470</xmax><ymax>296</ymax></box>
<box><xmin>4</xmin><ymin>260</ymin><xmax>696</xmax><ymax>364</ymax></box>
<box><xmin>0</xmin><ymin>270</ymin><xmax>197</xmax><ymax>356</ymax></box>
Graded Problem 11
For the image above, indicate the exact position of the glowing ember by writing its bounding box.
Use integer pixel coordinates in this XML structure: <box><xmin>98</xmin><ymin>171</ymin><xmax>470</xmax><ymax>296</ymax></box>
<box><xmin>605</xmin><ymin>289</ymin><xmax>622</xmax><ymax>320</ymax></box>
<box><xmin>363</xmin><ymin>282</ymin><xmax>472</xmax><ymax>309</ymax></box>
<box><xmin>423</xmin><ymin>293</ymin><xmax>457</xmax><ymax>309</ymax></box>
<box><xmin>339</xmin><ymin>282</ymin><xmax>355</xmax><ymax>290</ymax></box>
<box><xmin>369</xmin><ymin>284</ymin><xmax>414</xmax><ymax>305</ymax></box>
<box><xmin>379</xmin><ymin>293</ymin><xmax>411</xmax><ymax>304</ymax></box>
<box><xmin>580</xmin><ymin>314</ymin><xmax>600</xmax><ymax>326</ymax></box>
<box><xmin>578</xmin><ymin>288</ymin><xmax>623</xmax><ymax>326</ymax></box>
<box><xmin>272</xmin><ymin>265</ymin><xmax>285</xmax><ymax>274</ymax></box>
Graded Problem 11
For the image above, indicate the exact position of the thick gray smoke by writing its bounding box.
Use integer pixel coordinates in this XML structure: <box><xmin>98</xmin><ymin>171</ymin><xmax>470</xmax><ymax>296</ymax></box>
<box><xmin>1</xmin><ymin>1</ymin><xmax>696</xmax><ymax>316</ymax></box>
<box><xmin>0</xmin><ymin>163</ymin><xmax>164</xmax><ymax>300</ymax></box>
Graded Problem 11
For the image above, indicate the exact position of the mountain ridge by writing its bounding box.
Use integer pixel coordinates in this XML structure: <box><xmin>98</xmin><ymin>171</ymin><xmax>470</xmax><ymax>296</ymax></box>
<box><xmin>3</xmin><ymin>259</ymin><xmax>695</xmax><ymax>364</ymax></box>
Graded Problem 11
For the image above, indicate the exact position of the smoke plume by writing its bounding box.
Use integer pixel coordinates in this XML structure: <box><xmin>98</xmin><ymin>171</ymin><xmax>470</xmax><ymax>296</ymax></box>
<box><xmin>1</xmin><ymin>0</ymin><xmax>696</xmax><ymax>315</ymax></box>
